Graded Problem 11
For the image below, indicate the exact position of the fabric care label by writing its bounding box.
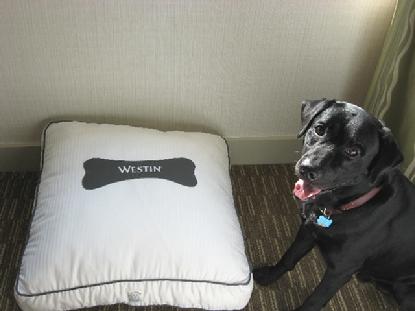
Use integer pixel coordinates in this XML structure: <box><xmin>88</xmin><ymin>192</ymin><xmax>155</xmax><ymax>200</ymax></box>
<box><xmin>82</xmin><ymin>157</ymin><xmax>197</xmax><ymax>190</ymax></box>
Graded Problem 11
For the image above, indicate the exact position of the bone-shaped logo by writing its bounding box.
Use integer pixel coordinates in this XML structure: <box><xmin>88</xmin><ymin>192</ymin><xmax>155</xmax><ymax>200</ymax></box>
<box><xmin>82</xmin><ymin>157</ymin><xmax>197</xmax><ymax>190</ymax></box>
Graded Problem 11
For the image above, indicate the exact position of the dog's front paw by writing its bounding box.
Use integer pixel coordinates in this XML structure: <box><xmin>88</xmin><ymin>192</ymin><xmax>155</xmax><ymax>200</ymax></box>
<box><xmin>253</xmin><ymin>265</ymin><xmax>280</xmax><ymax>286</ymax></box>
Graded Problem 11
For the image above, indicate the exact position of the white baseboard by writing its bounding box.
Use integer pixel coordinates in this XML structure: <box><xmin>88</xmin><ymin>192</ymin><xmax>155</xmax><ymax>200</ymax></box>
<box><xmin>0</xmin><ymin>137</ymin><xmax>301</xmax><ymax>171</ymax></box>
<box><xmin>226</xmin><ymin>136</ymin><xmax>302</xmax><ymax>165</ymax></box>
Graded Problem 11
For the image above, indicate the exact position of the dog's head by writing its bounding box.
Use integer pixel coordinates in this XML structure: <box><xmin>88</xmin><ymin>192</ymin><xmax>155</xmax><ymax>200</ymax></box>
<box><xmin>294</xmin><ymin>99</ymin><xmax>402</xmax><ymax>199</ymax></box>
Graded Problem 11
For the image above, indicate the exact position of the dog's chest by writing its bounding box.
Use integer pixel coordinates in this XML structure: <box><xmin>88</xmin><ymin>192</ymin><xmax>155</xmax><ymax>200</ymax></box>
<box><xmin>297</xmin><ymin>199</ymin><xmax>334</xmax><ymax>227</ymax></box>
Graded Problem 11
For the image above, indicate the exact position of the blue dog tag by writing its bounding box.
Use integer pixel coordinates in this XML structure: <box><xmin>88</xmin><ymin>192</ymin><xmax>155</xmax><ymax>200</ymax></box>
<box><xmin>317</xmin><ymin>215</ymin><xmax>333</xmax><ymax>228</ymax></box>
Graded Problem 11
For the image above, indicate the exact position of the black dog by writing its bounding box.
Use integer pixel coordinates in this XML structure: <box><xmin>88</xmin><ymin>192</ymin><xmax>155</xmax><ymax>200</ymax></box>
<box><xmin>253</xmin><ymin>99</ymin><xmax>415</xmax><ymax>311</ymax></box>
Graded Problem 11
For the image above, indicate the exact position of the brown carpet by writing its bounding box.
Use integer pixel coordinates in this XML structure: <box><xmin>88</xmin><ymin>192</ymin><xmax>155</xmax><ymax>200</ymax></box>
<box><xmin>0</xmin><ymin>165</ymin><xmax>398</xmax><ymax>311</ymax></box>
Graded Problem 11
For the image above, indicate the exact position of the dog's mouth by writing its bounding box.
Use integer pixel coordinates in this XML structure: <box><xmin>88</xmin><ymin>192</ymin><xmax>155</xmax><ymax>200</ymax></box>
<box><xmin>293</xmin><ymin>179</ymin><xmax>322</xmax><ymax>201</ymax></box>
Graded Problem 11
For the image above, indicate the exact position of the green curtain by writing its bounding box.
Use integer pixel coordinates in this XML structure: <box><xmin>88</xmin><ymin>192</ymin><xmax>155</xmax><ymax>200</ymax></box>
<box><xmin>364</xmin><ymin>0</ymin><xmax>415</xmax><ymax>183</ymax></box>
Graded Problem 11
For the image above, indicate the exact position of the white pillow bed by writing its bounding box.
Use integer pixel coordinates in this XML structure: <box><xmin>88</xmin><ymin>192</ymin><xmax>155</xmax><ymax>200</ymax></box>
<box><xmin>15</xmin><ymin>121</ymin><xmax>253</xmax><ymax>311</ymax></box>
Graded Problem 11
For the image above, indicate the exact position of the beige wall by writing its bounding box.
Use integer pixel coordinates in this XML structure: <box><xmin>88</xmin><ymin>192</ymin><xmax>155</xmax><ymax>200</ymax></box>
<box><xmin>0</xmin><ymin>0</ymin><xmax>396</xmax><ymax>147</ymax></box>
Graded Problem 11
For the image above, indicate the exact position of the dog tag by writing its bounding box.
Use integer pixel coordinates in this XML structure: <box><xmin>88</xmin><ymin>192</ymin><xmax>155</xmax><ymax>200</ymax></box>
<box><xmin>317</xmin><ymin>215</ymin><xmax>333</xmax><ymax>228</ymax></box>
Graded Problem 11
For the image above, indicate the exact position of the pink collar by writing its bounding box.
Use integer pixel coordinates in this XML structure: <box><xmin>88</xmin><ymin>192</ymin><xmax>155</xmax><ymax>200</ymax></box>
<box><xmin>339</xmin><ymin>187</ymin><xmax>382</xmax><ymax>211</ymax></box>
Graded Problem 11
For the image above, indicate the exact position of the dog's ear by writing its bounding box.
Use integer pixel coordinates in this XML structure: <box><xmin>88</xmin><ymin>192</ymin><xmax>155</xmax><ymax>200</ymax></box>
<box><xmin>368</xmin><ymin>125</ymin><xmax>403</xmax><ymax>184</ymax></box>
<box><xmin>297</xmin><ymin>98</ymin><xmax>336</xmax><ymax>138</ymax></box>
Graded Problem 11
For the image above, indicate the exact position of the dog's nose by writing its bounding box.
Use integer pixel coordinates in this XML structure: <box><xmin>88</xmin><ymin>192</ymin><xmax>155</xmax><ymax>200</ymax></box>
<box><xmin>298</xmin><ymin>165</ymin><xmax>318</xmax><ymax>181</ymax></box>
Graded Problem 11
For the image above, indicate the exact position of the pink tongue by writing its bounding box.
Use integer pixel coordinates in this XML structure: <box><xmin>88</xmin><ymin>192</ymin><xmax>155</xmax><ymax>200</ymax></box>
<box><xmin>293</xmin><ymin>179</ymin><xmax>322</xmax><ymax>201</ymax></box>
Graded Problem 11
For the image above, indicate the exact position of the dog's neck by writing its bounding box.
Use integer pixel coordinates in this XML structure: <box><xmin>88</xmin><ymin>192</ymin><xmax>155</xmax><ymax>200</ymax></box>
<box><xmin>340</xmin><ymin>187</ymin><xmax>382</xmax><ymax>211</ymax></box>
<box><xmin>296</xmin><ymin>171</ymin><xmax>396</xmax><ymax>225</ymax></box>
<box><xmin>297</xmin><ymin>182</ymin><xmax>382</xmax><ymax>225</ymax></box>
<box><xmin>307</xmin><ymin>179</ymin><xmax>383</xmax><ymax>211</ymax></box>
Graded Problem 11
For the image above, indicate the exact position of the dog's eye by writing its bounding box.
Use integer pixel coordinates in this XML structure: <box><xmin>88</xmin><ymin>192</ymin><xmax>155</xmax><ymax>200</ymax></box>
<box><xmin>314</xmin><ymin>125</ymin><xmax>326</xmax><ymax>136</ymax></box>
<box><xmin>345</xmin><ymin>146</ymin><xmax>361</xmax><ymax>158</ymax></box>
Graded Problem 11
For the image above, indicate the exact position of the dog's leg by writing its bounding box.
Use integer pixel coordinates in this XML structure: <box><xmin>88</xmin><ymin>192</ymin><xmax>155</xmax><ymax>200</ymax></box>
<box><xmin>400</xmin><ymin>294</ymin><xmax>415</xmax><ymax>311</ymax></box>
<box><xmin>294</xmin><ymin>267</ymin><xmax>357</xmax><ymax>311</ymax></box>
<box><xmin>253</xmin><ymin>224</ymin><xmax>315</xmax><ymax>285</ymax></box>
<box><xmin>394</xmin><ymin>283</ymin><xmax>415</xmax><ymax>311</ymax></box>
